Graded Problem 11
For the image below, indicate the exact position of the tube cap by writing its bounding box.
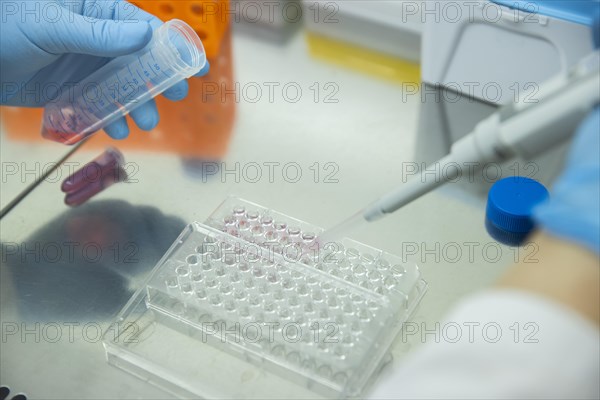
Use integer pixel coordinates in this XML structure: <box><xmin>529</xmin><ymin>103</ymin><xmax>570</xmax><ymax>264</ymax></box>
<box><xmin>485</xmin><ymin>177</ymin><xmax>549</xmax><ymax>246</ymax></box>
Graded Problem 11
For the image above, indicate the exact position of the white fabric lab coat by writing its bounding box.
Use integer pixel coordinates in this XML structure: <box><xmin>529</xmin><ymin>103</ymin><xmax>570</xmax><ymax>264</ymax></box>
<box><xmin>370</xmin><ymin>290</ymin><xmax>600</xmax><ymax>399</ymax></box>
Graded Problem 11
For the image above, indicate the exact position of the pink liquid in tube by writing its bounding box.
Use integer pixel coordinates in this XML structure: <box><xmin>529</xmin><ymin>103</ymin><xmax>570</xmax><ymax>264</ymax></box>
<box><xmin>62</xmin><ymin>148</ymin><xmax>127</xmax><ymax>207</ymax></box>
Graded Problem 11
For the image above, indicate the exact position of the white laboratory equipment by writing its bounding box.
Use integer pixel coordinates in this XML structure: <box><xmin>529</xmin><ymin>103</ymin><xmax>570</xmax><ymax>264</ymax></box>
<box><xmin>416</xmin><ymin>0</ymin><xmax>597</xmax><ymax>192</ymax></box>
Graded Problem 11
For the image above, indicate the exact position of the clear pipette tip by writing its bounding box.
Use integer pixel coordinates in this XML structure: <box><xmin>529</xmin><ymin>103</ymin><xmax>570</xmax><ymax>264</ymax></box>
<box><xmin>317</xmin><ymin>210</ymin><xmax>368</xmax><ymax>245</ymax></box>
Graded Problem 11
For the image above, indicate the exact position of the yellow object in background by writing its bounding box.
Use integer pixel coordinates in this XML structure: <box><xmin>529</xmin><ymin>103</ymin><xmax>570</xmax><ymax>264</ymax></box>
<box><xmin>306</xmin><ymin>32</ymin><xmax>420</xmax><ymax>86</ymax></box>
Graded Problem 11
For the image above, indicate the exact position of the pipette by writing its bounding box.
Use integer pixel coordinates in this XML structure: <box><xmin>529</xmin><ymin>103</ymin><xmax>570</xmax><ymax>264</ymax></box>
<box><xmin>321</xmin><ymin>51</ymin><xmax>600</xmax><ymax>241</ymax></box>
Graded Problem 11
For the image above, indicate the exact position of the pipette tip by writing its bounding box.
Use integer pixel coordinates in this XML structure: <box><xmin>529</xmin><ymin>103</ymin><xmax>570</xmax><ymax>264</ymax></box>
<box><xmin>317</xmin><ymin>210</ymin><xmax>368</xmax><ymax>245</ymax></box>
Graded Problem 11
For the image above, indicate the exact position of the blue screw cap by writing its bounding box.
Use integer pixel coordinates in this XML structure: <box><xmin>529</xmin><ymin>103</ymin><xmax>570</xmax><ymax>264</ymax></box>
<box><xmin>485</xmin><ymin>177</ymin><xmax>549</xmax><ymax>246</ymax></box>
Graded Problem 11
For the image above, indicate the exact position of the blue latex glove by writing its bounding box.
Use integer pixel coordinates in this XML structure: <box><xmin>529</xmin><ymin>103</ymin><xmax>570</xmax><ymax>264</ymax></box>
<box><xmin>0</xmin><ymin>0</ymin><xmax>210</xmax><ymax>139</ymax></box>
<box><xmin>533</xmin><ymin>14</ymin><xmax>600</xmax><ymax>255</ymax></box>
<box><xmin>533</xmin><ymin>106</ymin><xmax>600</xmax><ymax>255</ymax></box>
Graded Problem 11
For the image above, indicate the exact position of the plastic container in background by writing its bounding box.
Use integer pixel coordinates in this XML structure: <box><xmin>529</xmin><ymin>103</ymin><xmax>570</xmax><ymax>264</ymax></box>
<box><xmin>41</xmin><ymin>19</ymin><xmax>206</xmax><ymax>145</ymax></box>
<box><xmin>130</xmin><ymin>0</ymin><xmax>230</xmax><ymax>58</ymax></box>
<box><xmin>303</xmin><ymin>0</ymin><xmax>422</xmax><ymax>85</ymax></box>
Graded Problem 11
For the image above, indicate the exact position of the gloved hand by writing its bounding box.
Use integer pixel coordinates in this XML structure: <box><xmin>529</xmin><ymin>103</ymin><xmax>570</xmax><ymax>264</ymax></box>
<box><xmin>0</xmin><ymin>0</ymin><xmax>210</xmax><ymax>139</ymax></box>
<box><xmin>533</xmin><ymin>106</ymin><xmax>600</xmax><ymax>255</ymax></box>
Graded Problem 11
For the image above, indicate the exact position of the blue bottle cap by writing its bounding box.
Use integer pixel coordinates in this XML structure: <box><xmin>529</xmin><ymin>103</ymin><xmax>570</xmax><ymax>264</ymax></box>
<box><xmin>485</xmin><ymin>177</ymin><xmax>549</xmax><ymax>246</ymax></box>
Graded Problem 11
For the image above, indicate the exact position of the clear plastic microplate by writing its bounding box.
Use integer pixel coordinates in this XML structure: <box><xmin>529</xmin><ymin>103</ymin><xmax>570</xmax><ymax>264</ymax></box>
<box><xmin>103</xmin><ymin>197</ymin><xmax>427</xmax><ymax>398</ymax></box>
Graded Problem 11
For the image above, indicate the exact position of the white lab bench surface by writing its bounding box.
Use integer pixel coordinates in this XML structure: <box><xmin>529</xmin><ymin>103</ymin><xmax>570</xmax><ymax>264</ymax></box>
<box><xmin>1</xmin><ymin>29</ymin><xmax>516</xmax><ymax>399</ymax></box>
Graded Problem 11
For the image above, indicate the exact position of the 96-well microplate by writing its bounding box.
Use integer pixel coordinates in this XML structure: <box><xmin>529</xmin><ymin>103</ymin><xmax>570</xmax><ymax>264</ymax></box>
<box><xmin>104</xmin><ymin>197</ymin><xmax>426</xmax><ymax>398</ymax></box>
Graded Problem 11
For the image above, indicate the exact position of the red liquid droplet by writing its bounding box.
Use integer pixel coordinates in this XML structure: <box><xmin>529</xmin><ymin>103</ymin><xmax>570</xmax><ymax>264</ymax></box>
<box><xmin>41</xmin><ymin>125</ymin><xmax>98</xmax><ymax>145</ymax></box>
